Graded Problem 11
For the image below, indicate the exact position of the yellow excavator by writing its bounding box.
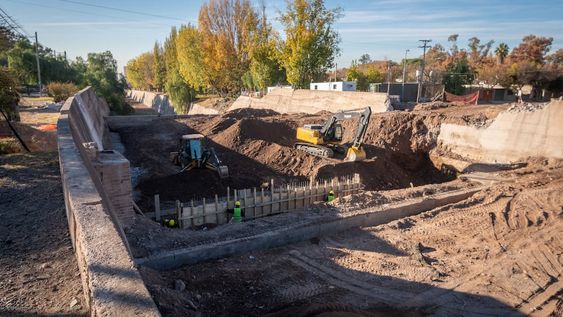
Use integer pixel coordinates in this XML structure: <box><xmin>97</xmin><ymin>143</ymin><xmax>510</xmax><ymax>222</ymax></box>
<box><xmin>294</xmin><ymin>107</ymin><xmax>371</xmax><ymax>161</ymax></box>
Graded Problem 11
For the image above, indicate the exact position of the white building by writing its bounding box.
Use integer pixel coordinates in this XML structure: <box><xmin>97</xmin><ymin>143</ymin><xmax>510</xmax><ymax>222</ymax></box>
<box><xmin>310</xmin><ymin>81</ymin><xmax>357</xmax><ymax>92</ymax></box>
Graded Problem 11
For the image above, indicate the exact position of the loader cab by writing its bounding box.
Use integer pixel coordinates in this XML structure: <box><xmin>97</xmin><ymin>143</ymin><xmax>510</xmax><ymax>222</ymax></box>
<box><xmin>181</xmin><ymin>134</ymin><xmax>204</xmax><ymax>161</ymax></box>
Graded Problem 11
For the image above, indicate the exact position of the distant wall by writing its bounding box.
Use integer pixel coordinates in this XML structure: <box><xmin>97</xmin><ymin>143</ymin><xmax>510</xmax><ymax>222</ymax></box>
<box><xmin>127</xmin><ymin>90</ymin><xmax>219</xmax><ymax>115</ymax></box>
<box><xmin>438</xmin><ymin>100</ymin><xmax>563</xmax><ymax>164</ymax></box>
<box><xmin>230</xmin><ymin>88</ymin><xmax>392</xmax><ymax>114</ymax></box>
<box><xmin>58</xmin><ymin>87</ymin><xmax>160</xmax><ymax>316</ymax></box>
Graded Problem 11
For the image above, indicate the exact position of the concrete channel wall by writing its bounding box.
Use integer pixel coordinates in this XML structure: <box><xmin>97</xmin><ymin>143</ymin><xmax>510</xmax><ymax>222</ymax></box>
<box><xmin>57</xmin><ymin>87</ymin><xmax>160</xmax><ymax>316</ymax></box>
<box><xmin>127</xmin><ymin>89</ymin><xmax>219</xmax><ymax>115</ymax></box>
<box><xmin>438</xmin><ymin>100</ymin><xmax>563</xmax><ymax>164</ymax></box>
<box><xmin>230</xmin><ymin>88</ymin><xmax>392</xmax><ymax>114</ymax></box>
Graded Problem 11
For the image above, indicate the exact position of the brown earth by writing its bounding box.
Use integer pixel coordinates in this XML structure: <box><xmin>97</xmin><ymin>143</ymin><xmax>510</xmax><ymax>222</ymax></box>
<box><xmin>114</xmin><ymin>104</ymin><xmax>505</xmax><ymax>211</ymax></box>
<box><xmin>140</xmin><ymin>159</ymin><xmax>563</xmax><ymax>317</ymax></box>
<box><xmin>0</xmin><ymin>152</ymin><xmax>88</xmax><ymax>316</ymax></box>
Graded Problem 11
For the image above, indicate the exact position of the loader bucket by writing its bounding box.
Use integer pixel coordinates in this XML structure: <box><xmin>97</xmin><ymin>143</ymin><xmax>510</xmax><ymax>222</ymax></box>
<box><xmin>345</xmin><ymin>147</ymin><xmax>366</xmax><ymax>162</ymax></box>
<box><xmin>218</xmin><ymin>165</ymin><xmax>229</xmax><ymax>179</ymax></box>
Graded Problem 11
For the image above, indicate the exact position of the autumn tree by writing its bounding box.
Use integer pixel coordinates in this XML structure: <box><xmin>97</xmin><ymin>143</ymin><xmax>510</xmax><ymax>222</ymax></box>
<box><xmin>197</xmin><ymin>0</ymin><xmax>259</xmax><ymax>95</ymax></box>
<box><xmin>279</xmin><ymin>0</ymin><xmax>341</xmax><ymax>88</ymax></box>
<box><xmin>125</xmin><ymin>52</ymin><xmax>154</xmax><ymax>90</ymax></box>
<box><xmin>510</xmin><ymin>35</ymin><xmax>553</xmax><ymax>65</ymax></box>
<box><xmin>346</xmin><ymin>60</ymin><xmax>368</xmax><ymax>91</ymax></box>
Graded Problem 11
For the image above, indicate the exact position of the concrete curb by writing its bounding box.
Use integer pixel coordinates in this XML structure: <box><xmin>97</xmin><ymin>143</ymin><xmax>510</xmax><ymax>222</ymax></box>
<box><xmin>58</xmin><ymin>89</ymin><xmax>160</xmax><ymax>316</ymax></box>
<box><xmin>137</xmin><ymin>187</ymin><xmax>481</xmax><ymax>270</ymax></box>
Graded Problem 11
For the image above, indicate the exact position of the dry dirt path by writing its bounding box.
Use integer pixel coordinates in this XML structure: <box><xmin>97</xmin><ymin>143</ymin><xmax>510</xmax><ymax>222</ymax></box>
<box><xmin>0</xmin><ymin>152</ymin><xmax>88</xmax><ymax>316</ymax></box>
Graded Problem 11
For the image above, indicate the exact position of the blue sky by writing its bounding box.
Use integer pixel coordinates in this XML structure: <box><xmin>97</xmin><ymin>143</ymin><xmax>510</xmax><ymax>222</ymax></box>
<box><xmin>2</xmin><ymin>0</ymin><xmax>562</xmax><ymax>72</ymax></box>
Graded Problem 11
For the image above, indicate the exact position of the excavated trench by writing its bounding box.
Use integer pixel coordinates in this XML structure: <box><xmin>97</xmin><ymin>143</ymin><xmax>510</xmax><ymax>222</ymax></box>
<box><xmin>113</xmin><ymin>108</ymin><xmax>456</xmax><ymax>214</ymax></box>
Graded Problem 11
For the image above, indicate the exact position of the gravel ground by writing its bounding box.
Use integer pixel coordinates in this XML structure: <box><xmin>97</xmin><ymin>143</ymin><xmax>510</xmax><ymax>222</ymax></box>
<box><xmin>0</xmin><ymin>152</ymin><xmax>88</xmax><ymax>316</ymax></box>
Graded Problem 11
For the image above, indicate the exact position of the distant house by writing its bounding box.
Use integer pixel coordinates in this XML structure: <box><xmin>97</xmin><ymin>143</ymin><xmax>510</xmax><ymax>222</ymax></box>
<box><xmin>310</xmin><ymin>81</ymin><xmax>356</xmax><ymax>92</ymax></box>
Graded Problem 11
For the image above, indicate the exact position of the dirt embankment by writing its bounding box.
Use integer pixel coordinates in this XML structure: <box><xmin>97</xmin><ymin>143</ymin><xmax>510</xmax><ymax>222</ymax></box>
<box><xmin>114</xmin><ymin>106</ymin><xmax>496</xmax><ymax>209</ymax></box>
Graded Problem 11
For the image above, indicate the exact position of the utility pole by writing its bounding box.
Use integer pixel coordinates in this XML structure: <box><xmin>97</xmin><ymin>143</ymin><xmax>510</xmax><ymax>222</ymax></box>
<box><xmin>401</xmin><ymin>49</ymin><xmax>409</xmax><ymax>102</ymax></box>
<box><xmin>34</xmin><ymin>32</ymin><xmax>42</xmax><ymax>97</ymax></box>
<box><xmin>416</xmin><ymin>39</ymin><xmax>431</xmax><ymax>103</ymax></box>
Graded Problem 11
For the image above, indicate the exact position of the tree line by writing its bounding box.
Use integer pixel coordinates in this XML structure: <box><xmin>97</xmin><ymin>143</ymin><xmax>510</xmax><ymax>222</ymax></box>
<box><xmin>347</xmin><ymin>34</ymin><xmax>562</xmax><ymax>96</ymax></box>
<box><xmin>125</xmin><ymin>0</ymin><xmax>341</xmax><ymax>111</ymax></box>
<box><xmin>0</xmin><ymin>28</ymin><xmax>131</xmax><ymax>115</ymax></box>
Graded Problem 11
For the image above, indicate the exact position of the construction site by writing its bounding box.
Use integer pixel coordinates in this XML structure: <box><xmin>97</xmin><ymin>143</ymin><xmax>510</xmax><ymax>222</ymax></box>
<box><xmin>10</xmin><ymin>84</ymin><xmax>545</xmax><ymax>317</ymax></box>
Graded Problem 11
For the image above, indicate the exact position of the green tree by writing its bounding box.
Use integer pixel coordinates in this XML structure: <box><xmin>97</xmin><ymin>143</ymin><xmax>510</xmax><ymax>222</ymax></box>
<box><xmin>359</xmin><ymin>54</ymin><xmax>371</xmax><ymax>65</ymax></box>
<box><xmin>495</xmin><ymin>43</ymin><xmax>509</xmax><ymax>64</ymax></box>
<box><xmin>176</xmin><ymin>24</ymin><xmax>207</xmax><ymax>90</ymax></box>
<box><xmin>279</xmin><ymin>0</ymin><xmax>341</xmax><ymax>88</ymax></box>
<box><xmin>443</xmin><ymin>57</ymin><xmax>474</xmax><ymax>95</ymax></box>
<box><xmin>83</xmin><ymin>51</ymin><xmax>131</xmax><ymax>114</ymax></box>
<box><xmin>345</xmin><ymin>60</ymin><xmax>368</xmax><ymax>91</ymax></box>
<box><xmin>164</xmin><ymin>26</ymin><xmax>195</xmax><ymax>113</ymax></box>
<box><xmin>153</xmin><ymin>42</ymin><xmax>166</xmax><ymax>92</ymax></box>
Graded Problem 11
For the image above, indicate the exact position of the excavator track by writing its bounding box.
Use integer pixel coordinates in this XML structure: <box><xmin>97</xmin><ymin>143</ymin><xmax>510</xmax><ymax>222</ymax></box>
<box><xmin>294</xmin><ymin>143</ymin><xmax>334</xmax><ymax>158</ymax></box>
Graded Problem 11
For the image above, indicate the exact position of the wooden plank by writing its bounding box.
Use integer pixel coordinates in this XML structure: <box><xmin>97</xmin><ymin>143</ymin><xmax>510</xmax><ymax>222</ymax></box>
<box><xmin>154</xmin><ymin>194</ymin><xmax>161</xmax><ymax>221</ymax></box>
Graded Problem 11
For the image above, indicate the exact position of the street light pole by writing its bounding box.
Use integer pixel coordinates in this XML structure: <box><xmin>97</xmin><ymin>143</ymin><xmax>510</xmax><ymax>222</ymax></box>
<box><xmin>401</xmin><ymin>49</ymin><xmax>409</xmax><ymax>102</ymax></box>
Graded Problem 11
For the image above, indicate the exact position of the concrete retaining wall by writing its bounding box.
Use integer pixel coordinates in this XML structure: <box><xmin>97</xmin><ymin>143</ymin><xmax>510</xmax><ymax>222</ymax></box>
<box><xmin>229</xmin><ymin>88</ymin><xmax>392</xmax><ymax>114</ymax></box>
<box><xmin>58</xmin><ymin>87</ymin><xmax>160</xmax><ymax>316</ymax></box>
<box><xmin>127</xmin><ymin>89</ymin><xmax>219</xmax><ymax>115</ymax></box>
<box><xmin>438</xmin><ymin>101</ymin><xmax>563</xmax><ymax>163</ymax></box>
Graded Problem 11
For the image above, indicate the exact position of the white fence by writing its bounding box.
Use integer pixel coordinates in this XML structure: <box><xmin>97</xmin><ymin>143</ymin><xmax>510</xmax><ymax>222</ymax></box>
<box><xmin>150</xmin><ymin>174</ymin><xmax>362</xmax><ymax>228</ymax></box>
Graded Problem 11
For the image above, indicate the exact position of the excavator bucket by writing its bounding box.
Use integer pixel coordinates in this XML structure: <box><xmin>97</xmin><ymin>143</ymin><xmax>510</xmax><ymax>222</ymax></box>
<box><xmin>345</xmin><ymin>147</ymin><xmax>366</xmax><ymax>162</ymax></box>
<box><xmin>217</xmin><ymin>165</ymin><xmax>229</xmax><ymax>179</ymax></box>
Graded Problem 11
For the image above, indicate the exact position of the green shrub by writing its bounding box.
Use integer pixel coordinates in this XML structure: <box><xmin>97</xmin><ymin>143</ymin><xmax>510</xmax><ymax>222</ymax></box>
<box><xmin>47</xmin><ymin>82</ymin><xmax>79</xmax><ymax>102</ymax></box>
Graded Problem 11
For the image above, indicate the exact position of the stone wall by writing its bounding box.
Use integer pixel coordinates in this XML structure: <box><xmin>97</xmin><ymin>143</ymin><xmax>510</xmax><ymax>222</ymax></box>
<box><xmin>229</xmin><ymin>88</ymin><xmax>392</xmax><ymax>114</ymax></box>
<box><xmin>58</xmin><ymin>87</ymin><xmax>160</xmax><ymax>316</ymax></box>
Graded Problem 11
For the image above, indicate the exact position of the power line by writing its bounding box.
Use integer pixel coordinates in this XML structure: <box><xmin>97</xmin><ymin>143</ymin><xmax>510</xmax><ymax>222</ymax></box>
<box><xmin>417</xmin><ymin>39</ymin><xmax>432</xmax><ymax>103</ymax></box>
<box><xmin>4</xmin><ymin>0</ymin><xmax>139</xmax><ymax>23</ymax></box>
<box><xmin>0</xmin><ymin>7</ymin><xmax>30</xmax><ymax>38</ymax></box>
<box><xmin>58</xmin><ymin>0</ymin><xmax>185</xmax><ymax>21</ymax></box>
